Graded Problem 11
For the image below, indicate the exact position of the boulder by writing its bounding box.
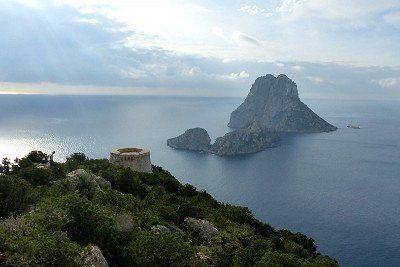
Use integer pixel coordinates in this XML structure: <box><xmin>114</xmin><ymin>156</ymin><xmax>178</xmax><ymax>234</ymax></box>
<box><xmin>151</xmin><ymin>225</ymin><xmax>171</xmax><ymax>234</ymax></box>
<box><xmin>228</xmin><ymin>74</ymin><xmax>337</xmax><ymax>133</ymax></box>
<box><xmin>81</xmin><ymin>245</ymin><xmax>109</xmax><ymax>267</ymax></box>
<box><xmin>167</xmin><ymin>128</ymin><xmax>211</xmax><ymax>152</ymax></box>
<box><xmin>169</xmin><ymin>224</ymin><xmax>185</xmax><ymax>236</ymax></box>
<box><xmin>184</xmin><ymin>218</ymin><xmax>218</xmax><ymax>245</ymax></box>
<box><xmin>54</xmin><ymin>169</ymin><xmax>111</xmax><ymax>196</ymax></box>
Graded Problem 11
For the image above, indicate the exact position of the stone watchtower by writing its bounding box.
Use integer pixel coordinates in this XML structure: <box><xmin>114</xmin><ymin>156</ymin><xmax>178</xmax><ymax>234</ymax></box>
<box><xmin>109</xmin><ymin>148</ymin><xmax>152</xmax><ymax>173</ymax></box>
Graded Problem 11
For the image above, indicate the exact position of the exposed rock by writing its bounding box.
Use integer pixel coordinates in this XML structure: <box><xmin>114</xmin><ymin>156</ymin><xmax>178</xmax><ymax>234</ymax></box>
<box><xmin>33</xmin><ymin>162</ymin><xmax>50</xmax><ymax>169</ymax></box>
<box><xmin>114</xmin><ymin>213</ymin><xmax>135</xmax><ymax>233</ymax></box>
<box><xmin>151</xmin><ymin>225</ymin><xmax>171</xmax><ymax>234</ymax></box>
<box><xmin>228</xmin><ymin>74</ymin><xmax>337</xmax><ymax>133</ymax></box>
<box><xmin>81</xmin><ymin>245</ymin><xmax>109</xmax><ymax>267</ymax></box>
<box><xmin>54</xmin><ymin>169</ymin><xmax>111</xmax><ymax>195</ymax></box>
<box><xmin>169</xmin><ymin>224</ymin><xmax>185</xmax><ymax>236</ymax></box>
<box><xmin>211</xmin><ymin>123</ymin><xmax>278</xmax><ymax>156</ymax></box>
<box><xmin>167</xmin><ymin>128</ymin><xmax>211</xmax><ymax>152</ymax></box>
<box><xmin>184</xmin><ymin>218</ymin><xmax>218</xmax><ymax>245</ymax></box>
<box><xmin>196</xmin><ymin>252</ymin><xmax>214</xmax><ymax>265</ymax></box>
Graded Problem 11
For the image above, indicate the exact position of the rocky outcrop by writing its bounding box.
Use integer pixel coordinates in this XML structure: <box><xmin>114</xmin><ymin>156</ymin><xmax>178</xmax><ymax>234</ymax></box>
<box><xmin>54</xmin><ymin>169</ymin><xmax>111</xmax><ymax>196</ymax></box>
<box><xmin>167</xmin><ymin>124</ymin><xmax>277</xmax><ymax>156</ymax></box>
<box><xmin>151</xmin><ymin>225</ymin><xmax>171</xmax><ymax>234</ymax></box>
<box><xmin>81</xmin><ymin>245</ymin><xmax>109</xmax><ymax>267</ymax></box>
<box><xmin>228</xmin><ymin>74</ymin><xmax>337</xmax><ymax>133</ymax></box>
<box><xmin>211</xmin><ymin>123</ymin><xmax>278</xmax><ymax>156</ymax></box>
<box><xmin>150</xmin><ymin>224</ymin><xmax>185</xmax><ymax>235</ymax></box>
<box><xmin>184</xmin><ymin>218</ymin><xmax>218</xmax><ymax>245</ymax></box>
<box><xmin>167</xmin><ymin>128</ymin><xmax>211</xmax><ymax>152</ymax></box>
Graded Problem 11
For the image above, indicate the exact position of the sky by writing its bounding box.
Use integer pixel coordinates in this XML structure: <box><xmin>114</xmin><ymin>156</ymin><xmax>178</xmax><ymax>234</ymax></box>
<box><xmin>0</xmin><ymin>0</ymin><xmax>399</xmax><ymax>99</ymax></box>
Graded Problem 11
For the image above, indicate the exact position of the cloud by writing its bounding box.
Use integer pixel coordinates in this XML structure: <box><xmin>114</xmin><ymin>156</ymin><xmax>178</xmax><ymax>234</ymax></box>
<box><xmin>239</xmin><ymin>5</ymin><xmax>273</xmax><ymax>17</ymax></box>
<box><xmin>121</xmin><ymin>67</ymin><xmax>147</xmax><ymax>80</ymax></box>
<box><xmin>275</xmin><ymin>0</ymin><xmax>400</xmax><ymax>25</ymax></box>
<box><xmin>276</xmin><ymin>0</ymin><xmax>303</xmax><ymax>14</ymax></box>
<box><xmin>372</xmin><ymin>77</ymin><xmax>400</xmax><ymax>88</ymax></box>
<box><xmin>308</xmin><ymin>76</ymin><xmax>325</xmax><ymax>84</ymax></box>
<box><xmin>74</xmin><ymin>17</ymin><xmax>99</xmax><ymax>25</ymax></box>
<box><xmin>54</xmin><ymin>0</ymin><xmax>400</xmax><ymax>66</ymax></box>
<box><xmin>383</xmin><ymin>11</ymin><xmax>400</xmax><ymax>26</ymax></box>
<box><xmin>16</xmin><ymin>0</ymin><xmax>43</xmax><ymax>9</ymax></box>
<box><xmin>1</xmin><ymin>1</ymin><xmax>400</xmax><ymax>100</ymax></box>
<box><xmin>291</xmin><ymin>65</ymin><xmax>303</xmax><ymax>71</ymax></box>
<box><xmin>222</xmin><ymin>71</ymin><xmax>250</xmax><ymax>80</ymax></box>
<box><xmin>232</xmin><ymin>31</ymin><xmax>261</xmax><ymax>46</ymax></box>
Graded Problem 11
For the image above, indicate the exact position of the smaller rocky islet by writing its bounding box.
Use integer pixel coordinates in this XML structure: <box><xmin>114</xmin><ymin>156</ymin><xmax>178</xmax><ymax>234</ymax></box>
<box><xmin>167</xmin><ymin>125</ymin><xmax>278</xmax><ymax>156</ymax></box>
<box><xmin>167</xmin><ymin>74</ymin><xmax>337</xmax><ymax>156</ymax></box>
<box><xmin>167</xmin><ymin>127</ymin><xmax>211</xmax><ymax>152</ymax></box>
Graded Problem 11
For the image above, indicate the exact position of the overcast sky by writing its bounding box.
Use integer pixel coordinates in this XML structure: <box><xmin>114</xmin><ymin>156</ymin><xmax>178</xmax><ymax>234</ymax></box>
<box><xmin>0</xmin><ymin>0</ymin><xmax>399</xmax><ymax>99</ymax></box>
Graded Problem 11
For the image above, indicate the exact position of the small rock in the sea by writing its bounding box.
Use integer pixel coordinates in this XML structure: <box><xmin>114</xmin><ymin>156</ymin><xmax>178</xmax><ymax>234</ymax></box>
<box><xmin>347</xmin><ymin>124</ymin><xmax>361</xmax><ymax>129</ymax></box>
<box><xmin>167</xmin><ymin>127</ymin><xmax>211</xmax><ymax>152</ymax></box>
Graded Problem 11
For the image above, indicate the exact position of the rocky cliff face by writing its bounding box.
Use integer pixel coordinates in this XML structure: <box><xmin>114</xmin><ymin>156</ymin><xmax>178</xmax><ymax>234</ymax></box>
<box><xmin>167</xmin><ymin>127</ymin><xmax>211</xmax><ymax>152</ymax></box>
<box><xmin>211</xmin><ymin>123</ymin><xmax>278</xmax><ymax>156</ymax></box>
<box><xmin>228</xmin><ymin>74</ymin><xmax>337</xmax><ymax>133</ymax></box>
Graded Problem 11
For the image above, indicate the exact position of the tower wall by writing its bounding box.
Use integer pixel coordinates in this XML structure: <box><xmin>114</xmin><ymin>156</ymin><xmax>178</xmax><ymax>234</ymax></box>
<box><xmin>109</xmin><ymin>148</ymin><xmax>152</xmax><ymax>173</ymax></box>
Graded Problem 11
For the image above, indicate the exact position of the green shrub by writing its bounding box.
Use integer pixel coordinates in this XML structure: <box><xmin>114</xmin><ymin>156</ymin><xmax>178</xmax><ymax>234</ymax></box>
<box><xmin>18</xmin><ymin>167</ymin><xmax>55</xmax><ymax>186</ymax></box>
<box><xmin>279</xmin><ymin>229</ymin><xmax>317</xmax><ymax>255</ymax></box>
<box><xmin>255</xmin><ymin>251</ymin><xmax>303</xmax><ymax>267</ymax></box>
<box><xmin>284</xmin><ymin>240</ymin><xmax>310</xmax><ymax>258</ymax></box>
<box><xmin>0</xmin><ymin>176</ymin><xmax>33</xmax><ymax>218</ymax></box>
<box><xmin>0</xmin><ymin>216</ymin><xmax>81</xmax><ymax>267</ymax></box>
<box><xmin>124</xmin><ymin>231</ymin><xmax>195</xmax><ymax>266</ymax></box>
<box><xmin>0</xmin><ymin>151</ymin><xmax>337</xmax><ymax>266</ymax></box>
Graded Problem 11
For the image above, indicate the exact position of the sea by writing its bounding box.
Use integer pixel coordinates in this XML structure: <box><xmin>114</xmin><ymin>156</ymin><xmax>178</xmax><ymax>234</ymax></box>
<box><xmin>0</xmin><ymin>95</ymin><xmax>399</xmax><ymax>266</ymax></box>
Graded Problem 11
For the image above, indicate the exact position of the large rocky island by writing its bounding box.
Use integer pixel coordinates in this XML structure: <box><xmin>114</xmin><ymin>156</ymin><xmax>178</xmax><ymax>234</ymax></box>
<box><xmin>229</xmin><ymin>74</ymin><xmax>337</xmax><ymax>132</ymax></box>
<box><xmin>167</xmin><ymin>74</ymin><xmax>336</xmax><ymax>156</ymax></box>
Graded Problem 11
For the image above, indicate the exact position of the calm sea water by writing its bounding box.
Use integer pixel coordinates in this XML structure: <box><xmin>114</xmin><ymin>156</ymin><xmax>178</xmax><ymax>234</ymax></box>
<box><xmin>0</xmin><ymin>95</ymin><xmax>399</xmax><ymax>266</ymax></box>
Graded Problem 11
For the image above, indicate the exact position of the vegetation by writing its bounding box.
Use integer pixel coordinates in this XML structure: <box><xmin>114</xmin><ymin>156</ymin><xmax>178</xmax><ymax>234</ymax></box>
<box><xmin>0</xmin><ymin>151</ymin><xmax>338</xmax><ymax>266</ymax></box>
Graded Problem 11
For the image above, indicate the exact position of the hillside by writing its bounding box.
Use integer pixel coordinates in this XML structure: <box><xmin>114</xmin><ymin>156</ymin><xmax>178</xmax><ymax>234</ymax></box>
<box><xmin>0</xmin><ymin>151</ymin><xmax>338</xmax><ymax>266</ymax></box>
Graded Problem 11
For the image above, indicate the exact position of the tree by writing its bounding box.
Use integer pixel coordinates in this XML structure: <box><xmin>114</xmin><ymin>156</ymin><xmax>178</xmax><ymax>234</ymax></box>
<box><xmin>66</xmin><ymin>153</ymin><xmax>87</xmax><ymax>164</ymax></box>
<box><xmin>18</xmin><ymin>167</ymin><xmax>54</xmax><ymax>187</ymax></box>
<box><xmin>64</xmin><ymin>153</ymin><xmax>88</xmax><ymax>172</ymax></box>
<box><xmin>0</xmin><ymin>158</ymin><xmax>11</xmax><ymax>174</ymax></box>
<box><xmin>26</xmin><ymin>151</ymin><xmax>48</xmax><ymax>164</ymax></box>
<box><xmin>0</xmin><ymin>176</ymin><xmax>33</xmax><ymax>218</ymax></box>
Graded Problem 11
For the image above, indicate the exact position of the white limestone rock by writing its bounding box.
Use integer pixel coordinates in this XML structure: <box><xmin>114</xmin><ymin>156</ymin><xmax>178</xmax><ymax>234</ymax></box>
<box><xmin>55</xmin><ymin>169</ymin><xmax>111</xmax><ymax>195</ymax></box>
<box><xmin>151</xmin><ymin>225</ymin><xmax>171</xmax><ymax>234</ymax></box>
<box><xmin>81</xmin><ymin>245</ymin><xmax>109</xmax><ymax>267</ymax></box>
